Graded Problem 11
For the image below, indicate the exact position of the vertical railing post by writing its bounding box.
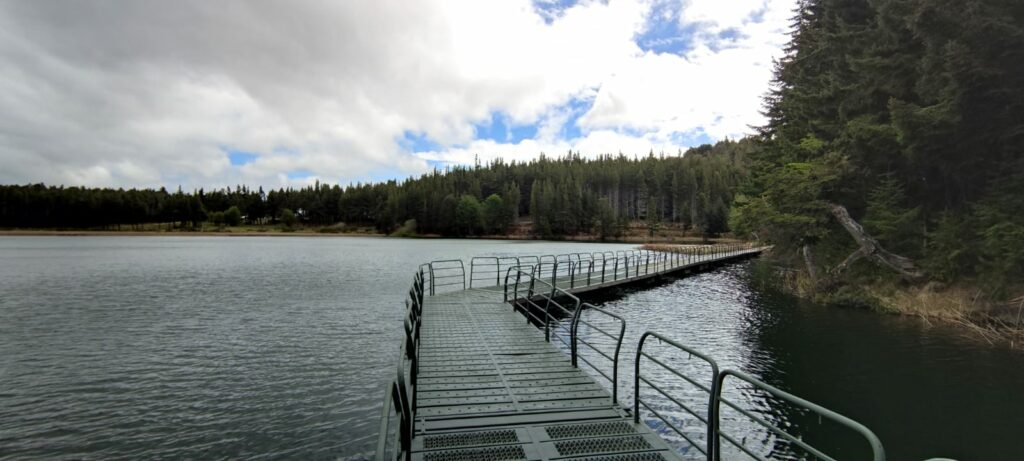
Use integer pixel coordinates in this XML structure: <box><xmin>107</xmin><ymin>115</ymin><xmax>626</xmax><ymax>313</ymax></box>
<box><xmin>551</xmin><ymin>261</ymin><xmax>558</xmax><ymax>289</ymax></box>
<box><xmin>543</xmin><ymin>288</ymin><xmax>553</xmax><ymax>342</ymax></box>
<box><xmin>512</xmin><ymin>271</ymin><xmax>521</xmax><ymax>308</ymax></box>
<box><xmin>428</xmin><ymin>264</ymin><xmax>436</xmax><ymax>296</ymax></box>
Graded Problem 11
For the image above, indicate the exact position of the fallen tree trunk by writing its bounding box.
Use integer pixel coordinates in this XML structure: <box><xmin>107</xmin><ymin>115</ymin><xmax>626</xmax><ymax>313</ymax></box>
<box><xmin>827</xmin><ymin>203</ymin><xmax>925</xmax><ymax>282</ymax></box>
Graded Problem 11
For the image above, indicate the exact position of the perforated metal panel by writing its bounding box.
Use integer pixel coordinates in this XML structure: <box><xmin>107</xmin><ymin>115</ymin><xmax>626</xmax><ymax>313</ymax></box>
<box><xmin>575</xmin><ymin>453</ymin><xmax>668</xmax><ymax>461</ymax></box>
<box><xmin>545</xmin><ymin>421</ymin><xmax>636</xmax><ymax>439</ymax></box>
<box><xmin>423</xmin><ymin>430</ymin><xmax>519</xmax><ymax>449</ymax></box>
<box><xmin>423</xmin><ymin>444</ymin><xmax>527</xmax><ymax>461</ymax></box>
<box><xmin>553</xmin><ymin>435</ymin><xmax>651</xmax><ymax>456</ymax></box>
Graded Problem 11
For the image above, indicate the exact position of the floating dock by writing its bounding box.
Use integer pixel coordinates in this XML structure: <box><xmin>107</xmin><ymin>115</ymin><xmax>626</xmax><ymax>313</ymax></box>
<box><xmin>375</xmin><ymin>244</ymin><xmax>888</xmax><ymax>461</ymax></box>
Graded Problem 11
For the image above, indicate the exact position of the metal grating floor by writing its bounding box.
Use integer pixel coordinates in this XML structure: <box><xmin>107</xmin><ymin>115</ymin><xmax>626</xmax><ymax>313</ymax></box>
<box><xmin>410</xmin><ymin>288</ymin><xmax>684</xmax><ymax>461</ymax></box>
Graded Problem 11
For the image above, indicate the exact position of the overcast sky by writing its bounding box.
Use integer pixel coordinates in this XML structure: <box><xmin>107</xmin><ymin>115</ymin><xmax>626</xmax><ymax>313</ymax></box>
<box><xmin>0</xmin><ymin>0</ymin><xmax>794</xmax><ymax>189</ymax></box>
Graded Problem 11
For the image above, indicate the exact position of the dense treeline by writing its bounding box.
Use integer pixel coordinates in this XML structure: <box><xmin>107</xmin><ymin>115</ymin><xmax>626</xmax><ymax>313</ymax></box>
<box><xmin>732</xmin><ymin>0</ymin><xmax>1024</xmax><ymax>296</ymax></box>
<box><xmin>0</xmin><ymin>139</ymin><xmax>751</xmax><ymax>239</ymax></box>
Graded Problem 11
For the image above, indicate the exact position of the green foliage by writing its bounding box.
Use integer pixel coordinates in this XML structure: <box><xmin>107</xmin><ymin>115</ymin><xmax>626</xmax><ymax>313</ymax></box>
<box><xmin>390</xmin><ymin>219</ymin><xmax>417</xmax><ymax>237</ymax></box>
<box><xmin>733</xmin><ymin>153</ymin><xmax>850</xmax><ymax>251</ymax></box>
<box><xmin>454</xmin><ymin>195</ymin><xmax>483</xmax><ymax>236</ymax></box>
<box><xmin>595</xmin><ymin>198</ymin><xmax>622</xmax><ymax>240</ymax></box>
<box><xmin>862</xmin><ymin>176</ymin><xmax>921</xmax><ymax>257</ymax></box>
<box><xmin>923</xmin><ymin>212</ymin><xmax>977</xmax><ymax>283</ymax></box>
<box><xmin>223</xmin><ymin>206</ymin><xmax>242</xmax><ymax>226</ymax></box>
<box><xmin>481</xmin><ymin>194</ymin><xmax>507</xmax><ymax>234</ymax></box>
<box><xmin>973</xmin><ymin>171</ymin><xmax>1024</xmax><ymax>294</ymax></box>
<box><xmin>501</xmin><ymin>183</ymin><xmax>520</xmax><ymax>229</ymax></box>
<box><xmin>280</xmin><ymin>208</ymin><xmax>297</xmax><ymax>228</ymax></box>
<box><xmin>209</xmin><ymin>211</ymin><xmax>224</xmax><ymax>227</ymax></box>
<box><xmin>739</xmin><ymin>0</ymin><xmax>1024</xmax><ymax>296</ymax></box>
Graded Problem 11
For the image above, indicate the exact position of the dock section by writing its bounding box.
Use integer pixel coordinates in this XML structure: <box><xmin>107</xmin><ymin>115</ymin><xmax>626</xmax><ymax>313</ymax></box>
<box><xmin>377</xmin><ymin>244</ymin><xmax>768</xmax><ymax>460</ymax></box>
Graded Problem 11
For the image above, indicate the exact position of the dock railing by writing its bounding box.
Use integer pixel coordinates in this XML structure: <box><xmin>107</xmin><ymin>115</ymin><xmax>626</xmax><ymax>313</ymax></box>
<box><xmin>467</xmin><ymin>242</ymin><xmax>762</xmax><ymax>292</ymax></box>
<box><xmin>421</xmin><ymin>259</ymin><xmax>464</xmax><ymax>295</ymax></box>
<box><xmin>469</xmin><ymin>256</ymin><xmax>522</xmax><ymax>288</ymax></box>
<box><xmin>630</xmin><ymin>327</ymin><xmax>887</xmax><ymax>461</ymax></box>
<box><xmin>571</xmin><ymin>303</ymin><xmax>626</xmax><ymax>403</ymax></box>
<box><xmin>503</xmin><ymin>266</ymin><xmax>627</xmax><ymax>403</ymax></box>
<box><xmin>634</xmin><ymin>332</ymin><xmax>720</xmax><ymax>459</ymax></box>
<box><xmin>375</xmin><ymin>271</ymin><xmax>424</xmax><ymax>461</ymax></box>
<box><xmin>713</xmin><ymin>369</ymin><xmax>886</xmax><ymax>461</ymax></box>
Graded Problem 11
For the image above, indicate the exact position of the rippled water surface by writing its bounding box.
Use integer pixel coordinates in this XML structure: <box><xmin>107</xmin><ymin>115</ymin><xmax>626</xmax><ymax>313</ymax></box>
<box><xmin>0</xmin><ymin>236</ymin><xmax>632</xmax><ymax>460</ymax></box>
<box><xmin>2</xmin><ymin>237</ymin><xmax>1022</xmax><ymax>460</ymax></box>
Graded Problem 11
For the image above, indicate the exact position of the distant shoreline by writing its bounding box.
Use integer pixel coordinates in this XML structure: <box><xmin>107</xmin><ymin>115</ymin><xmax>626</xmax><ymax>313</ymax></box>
<box><xmin>0</xmin><ymin>228</ymin><xmax>729</xmax><ymax>245</ymax></box>
<box><xmin>0</xmin><ymin>229</ymin><xmax>387</xmax><ymax>238</ymax></box>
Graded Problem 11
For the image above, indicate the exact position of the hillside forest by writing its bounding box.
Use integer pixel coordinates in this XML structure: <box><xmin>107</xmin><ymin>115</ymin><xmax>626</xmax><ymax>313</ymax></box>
<box><xmin>0</xmin><ymin>140</ymin><xmax>750</xmax><ymax>241</ymax></box>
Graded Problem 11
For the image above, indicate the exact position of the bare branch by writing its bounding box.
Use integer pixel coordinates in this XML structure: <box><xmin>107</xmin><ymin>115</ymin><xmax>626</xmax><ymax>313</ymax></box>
<box><xmin>828</xmin><ymin>203</ymin><xmax>925</xmax><ymax>281</ymax></box>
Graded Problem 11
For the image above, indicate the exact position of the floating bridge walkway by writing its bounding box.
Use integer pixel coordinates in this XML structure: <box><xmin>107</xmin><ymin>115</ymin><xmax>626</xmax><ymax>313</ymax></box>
<box><xmin>375</xmin><ymin>244</ymin><xmax>889</xmax><ymax>461</ymax></box>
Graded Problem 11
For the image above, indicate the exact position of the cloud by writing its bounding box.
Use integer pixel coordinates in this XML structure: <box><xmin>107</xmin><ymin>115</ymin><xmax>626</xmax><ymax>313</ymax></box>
<box><xmin>0</xmin><ymin>0</ymin><xmax>794</xmax><ymax>188</ymax></box>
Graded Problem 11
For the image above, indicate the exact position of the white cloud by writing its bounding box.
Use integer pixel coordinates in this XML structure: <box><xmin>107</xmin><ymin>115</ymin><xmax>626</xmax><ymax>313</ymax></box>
<box><xmin>0</xmin><ymin>0</ymin><xmax>794</xmax><ymax>188</ymax></box>
<box><xmin>577</xmin><ymin>0</ymin><xmax>793</xmax><ymax>140</ymax></box>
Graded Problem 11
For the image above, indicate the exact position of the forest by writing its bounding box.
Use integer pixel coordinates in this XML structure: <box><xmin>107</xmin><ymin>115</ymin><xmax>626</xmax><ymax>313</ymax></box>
<box><xmin>0</xmin><ymin>139</ymin><xmax>750</xmax><ymax>240</ymax></box>
<box><xmin>730</xmin><ymin>0</ymin><xmax>1024</xmax><ymax>299</ymax></box>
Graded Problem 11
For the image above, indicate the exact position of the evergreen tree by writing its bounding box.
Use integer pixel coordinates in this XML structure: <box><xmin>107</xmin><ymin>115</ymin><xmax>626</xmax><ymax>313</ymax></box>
<box><xmin>454</xmin><ymin>195</ymin><xmax>483</xmax><ymax>236</ymax></box>
<box><xmin>482</xmin><ymin>194</ymin><xmax>506</xmax><ymax>234</ymax></box>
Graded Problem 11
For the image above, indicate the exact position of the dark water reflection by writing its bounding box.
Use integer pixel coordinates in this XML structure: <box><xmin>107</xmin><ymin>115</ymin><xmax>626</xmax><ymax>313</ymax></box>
<box><xmin>576</xmin><ymin>262</ymin><xmax>1024</xmax><ymax>461</ymax></box>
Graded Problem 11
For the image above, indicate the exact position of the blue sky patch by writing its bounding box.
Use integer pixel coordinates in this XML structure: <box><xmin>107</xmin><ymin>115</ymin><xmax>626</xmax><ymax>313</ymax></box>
<box><xmin>532</xmin><ymin>0</ymin><xmax>578</xmax><ymax>24</ymax></box>
<box><xmin>558</xmin><ymin>97</ymin><xmax>593</xmax><ymax>139</ymax></box>
<box><xmin>224</xmin><ymin>148</ymin><xmax>258</xmax><ymax>166</ymax></box>
<box><xmin>398</xmin><ymin>131</ymin><xmax>443</xmax><ymax>153</ymax></box>
<box><xmin>635</xmin><ymin>3</ymin><xmax>699</xmax><ymax>54</ymax></box>
<box><xmin>286</xmin><ymin>170</ymin><xmax>314</xmax><ymax>180</ymax></box>
<box><xmin>473</xmin><ymin>112</ymin><xmax>538</xmax><ymax>144</ymax></box>
<box><xmin>670</xmin><ymin>130</ymin><xmax>714</xmax><ymax>147</ymax></box>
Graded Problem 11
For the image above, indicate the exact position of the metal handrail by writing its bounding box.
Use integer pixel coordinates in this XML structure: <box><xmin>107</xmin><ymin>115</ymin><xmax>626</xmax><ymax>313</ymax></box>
<box><xmin>469</xmin><ymin>256</ymin><xmax>498</xmax><ymax>288</ymax></box>
<box><xmin>505</xmin><ymin>244</ymin><xmax>760</xmax><ymax>299</ymax></box>
<box><xmin>503</xmin><ymin>264</ymin><xmax>537</xmax><ymax>303</ymax></box>
<box><xmin>469</xmin><ymin>256</ymin><xmax>523</xmax><ymax>288</ymax></box>
<box><xmin>506</xmin><ymin>267</ymin><xmax>581</xmax><ymax>342</ymax></box>
<box><xmin>635</xmin><ymin>331</ymin><xmax>720</xmax><ymax>458</ymax></box>
<box><xmin>425</xmin><ymin>259</ymin><xmax>465</xmax><ymax>295</ymax></box>
<box><xmin>714</xmin><ymin>369</ymin><xmax>886</xmax><ymax>461</ymax></box>
<box><xmin>571</xmin><ymin>302</ymin><xmax>626</xmax><ymax>403</ymax></box>
<box><xmin>375</xmin><ymin>343</ymin><xmax>414</xmax><ymax>461</ymax></box>
<box><xmin>504</xmin><ymin>267</ymin><xmax>626</xmax><ymax>404</ymax></box>
<box><xmin>374</xmin><ymin>384</ymin><xmax>395</xmax><ymax>461</ymax></box>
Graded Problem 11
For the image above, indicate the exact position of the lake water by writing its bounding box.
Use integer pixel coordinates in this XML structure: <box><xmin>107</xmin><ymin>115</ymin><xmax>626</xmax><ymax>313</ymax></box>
<box><xmin>0</xmin><ymin>236</ymin><xmax>1021</xmax><ymax>460</ymax></box>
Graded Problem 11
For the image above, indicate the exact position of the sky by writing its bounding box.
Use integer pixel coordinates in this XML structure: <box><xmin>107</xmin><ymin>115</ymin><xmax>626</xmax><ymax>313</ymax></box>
<box><xmin>0</xmin><ymin>0</ymin><xmax>795</xmax><ymax>189</ymax></box>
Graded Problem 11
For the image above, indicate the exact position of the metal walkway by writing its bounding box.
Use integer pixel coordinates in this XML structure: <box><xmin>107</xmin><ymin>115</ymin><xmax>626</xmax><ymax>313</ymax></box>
<box><xmin>412</xmin><ymin>288</ymin><xmax>665</xmax><ymax>460</ymax></box>
<box><xmin>375</xmin><ymin>244</ymin><xmax>890</xmax><ymax>461</ymax></box>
